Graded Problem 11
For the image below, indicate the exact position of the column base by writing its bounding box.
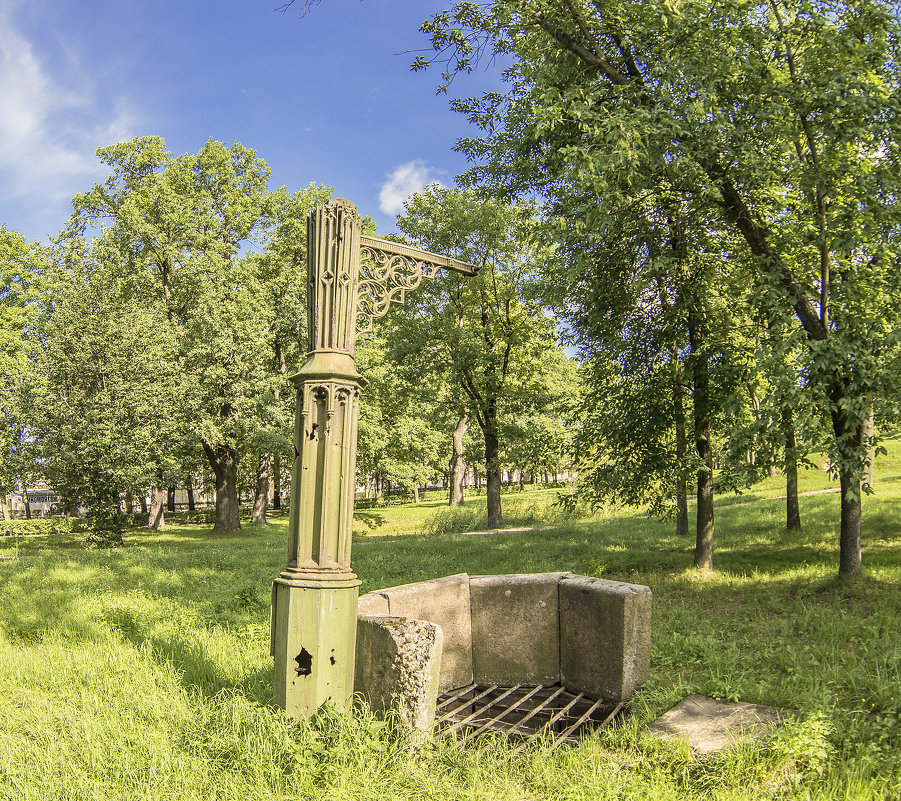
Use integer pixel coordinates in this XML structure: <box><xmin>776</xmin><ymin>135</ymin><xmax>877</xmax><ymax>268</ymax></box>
<box><xmin>271</xmin><ymin>577</ymin><xmax>361</xmax><ymax>719</ymax></box>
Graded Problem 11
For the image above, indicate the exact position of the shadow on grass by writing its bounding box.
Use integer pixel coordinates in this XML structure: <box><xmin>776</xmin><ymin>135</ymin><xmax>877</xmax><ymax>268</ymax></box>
<box><xmin>353</xmin><ymin>510</ymin><xmax>386</xmax><ymax>531</ymax></box>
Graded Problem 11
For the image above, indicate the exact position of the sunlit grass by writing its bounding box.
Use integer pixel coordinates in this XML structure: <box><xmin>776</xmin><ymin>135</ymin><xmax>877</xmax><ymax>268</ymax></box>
<box><xmin>1</xmin><ymin>441</ymin><xmax>900</xmax><ymax>799</ymax></box>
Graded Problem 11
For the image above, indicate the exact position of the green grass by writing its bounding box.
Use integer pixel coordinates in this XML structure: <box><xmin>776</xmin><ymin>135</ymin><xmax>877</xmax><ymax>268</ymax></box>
<box><xmin>1</xmin><ymin>445</ymin><xmax>900</xmax><ymax>800</ymax></box>
<box><xmin>353</xmin><ymin>486</ymin><xmax>587</xmax><ymax>540</ymax></box>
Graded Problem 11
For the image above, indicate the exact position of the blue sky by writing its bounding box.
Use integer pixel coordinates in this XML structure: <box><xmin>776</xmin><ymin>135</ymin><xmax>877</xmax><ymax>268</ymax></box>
<box><xmin>0</xmin><ymin>0</ymin><xmax>504</xmax><ymax>243</ymax></box>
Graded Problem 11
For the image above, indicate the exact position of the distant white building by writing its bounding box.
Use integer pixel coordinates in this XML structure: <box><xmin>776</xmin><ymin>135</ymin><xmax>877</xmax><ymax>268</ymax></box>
<box><xmin>5</xmin><ymin>481</ymin><xmax>60</xmax><ymax>518</ymax></box>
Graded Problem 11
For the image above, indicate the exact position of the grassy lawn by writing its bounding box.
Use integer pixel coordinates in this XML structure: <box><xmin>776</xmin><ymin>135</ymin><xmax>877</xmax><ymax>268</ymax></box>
<box><xmin>1</xmin><ymin>444</ymin><xmax>899</xmax><ymax>800</ymax></box>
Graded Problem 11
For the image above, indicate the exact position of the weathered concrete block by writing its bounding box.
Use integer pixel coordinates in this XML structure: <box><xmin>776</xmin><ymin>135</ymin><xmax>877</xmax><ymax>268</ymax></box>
<box><xmin>377</xmin><ymin>574</ymin><xmax>473</xmax><ymax>692</ymax></box>
<box><xmin>358</xmin><ymin>591</ymin><xmax>389</xmax><ymax>617</ymax></box>
<box><xmin>559</xmin><ymin>576</ymin><xmax>652</xmax><ymax>700</ymax></box>
<box><xmin>354</xmin><ymin>615</ymin><xmax>443</xmax><ymax>740</ymax></box>
<box><xmin>470</xmin><ymin>572</ymin><xmax>571</xmax><ymax>686</ymax></box>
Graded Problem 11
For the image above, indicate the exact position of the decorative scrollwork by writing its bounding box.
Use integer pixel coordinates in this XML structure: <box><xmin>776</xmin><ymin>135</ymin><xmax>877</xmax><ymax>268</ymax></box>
<box><xmin>356</xmin><ymin>236</ymin><xmax>478</xmax><ymax>336</ymax></box>
<box><xmin>357</xmin><ymin>248</ymin><xmax>441</xmax><ymax>335</ymax></box>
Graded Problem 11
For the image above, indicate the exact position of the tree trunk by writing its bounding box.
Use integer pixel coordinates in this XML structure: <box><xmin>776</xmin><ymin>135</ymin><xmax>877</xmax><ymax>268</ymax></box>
<box><xmin>1</xmin><ymin>497</ymin><xmax>10</xmax><ymax>520</ymax></box>
<box><xmin>449</xmin><ymin>414</ymin><xmax>469</xmax><ymax>507</ymax></box>
<box><xmin>186</xmin><ymin>482</ymin><xmax>196</xmax><ymax>511</ymax></box>
<box><xmin>140</xmin><ymin>494</ymin><xmax>148</xmax><ymax>514</ymax></box>
<box><xmin>831</xmin><ymin>398</ymin><xmax>864</xmax><ymax>577</ymax></box>
<box><xmin>22</xmin><ymin>489</ymin><xmax>31</xmax><ymax>520</ymax></box>
<box><xmin>251</xmin><ymin>452</ymin><xmax>271</xmax><ymax>526</ymax></box>
<box><xmin>272</xmin><ymin>456</ymin><xmax>282</xmax><ymax>510</ymax></box>
<box><xmin>783</xmin><ymin>408</ymin><xmax>802</xmax><ymax>531</ymax></box>
<box><xmin>484</xmin><ymin>420</ymin><xmax>503</xmax><ymax>529</ymax></box>
<box><xmin>413</xmin><ymin>482</ymin><xmax>420</xmax><ymax>504</ymax></box>
<box><xmin>838</xmin><ymin>462</ymin><xmax>863</xmax><ymax>578</ymax></box>
<box><xmin>689</xmin><ymin>300</ymin><xmax>714</xmax><ymax>569</ymax></box>
<box><xmin>674</xmin><ymin>370</ymin><xmax>689</xmax><ymax>536</ymax></box>
<box><xmin>167</xmin><ymin>486</ymin><xmax>176</xmax><ymax>513</ymax></box>
<box><xmin>202</xmin><ymin>442</ymin><xmax>242</xmax><ymax>533</ymax></box>
<box><xmin>125</xmin><ymin>492</ymin><xmax>135</xmax><ymax>515</ymax></box>
<box><xmin>148</xmin><ymin>486</ymin><xmax>166</xmax><ymax>530</ymax></box>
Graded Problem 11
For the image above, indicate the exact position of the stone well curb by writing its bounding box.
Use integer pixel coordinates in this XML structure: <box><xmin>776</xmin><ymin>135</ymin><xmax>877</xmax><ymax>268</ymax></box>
<box><xmin>353</xmin><ymin>572</ymin><xmax>652</xmax><ymax>737</ymax></box>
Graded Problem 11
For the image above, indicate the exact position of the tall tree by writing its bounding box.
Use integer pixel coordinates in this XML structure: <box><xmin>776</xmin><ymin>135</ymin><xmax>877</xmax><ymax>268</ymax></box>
<box><xmin>66</xmin><ymin>137</ymin><xmax>276</xmax><ymax>532</ymax></box>
<box><xmin>556</xmin><ymin>195</ymin><xmax>754</xmax><ymax>566</ymax></box>
<box><xmin>356</xmin><ymin>332</ymin><xmax>446</xmax><ymax>502</ymax></box>
<box><xmin>29</xmin><ymin>239</ymin><xmax>186</xmax><ymax>541</ymax></box>
<box><xmin>0</xmin><ymin>228</ymin><xmax>43</xmax><ymax>521</ymax></box>
<box><xmin>392</xmin><ymin>187</ymin><xmax>560</xmax><ymax>528</ymax></box>
<box><xmin>420</xmin><ymin>0</ymin><xmax>901</xmax><ymax>576</ymax></box>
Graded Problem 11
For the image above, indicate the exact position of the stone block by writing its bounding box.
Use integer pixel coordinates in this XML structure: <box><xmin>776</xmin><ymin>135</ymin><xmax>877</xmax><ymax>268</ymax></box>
<box><xmin>470</xmin><ymin>572</ymin><xmax>571</xmax><ymax>686</ymax></box>
<box><xmin>377</xmin><ymin>573</ymin><xmax>473</xmax><ymax>692</ymax></box>
<box><xmin>358</xmin><ymin>592</ymin><xmax>389</xmax><ymax>617</ymax></box>
<box><xmin>647</xmin><ymin>695</ymin><xmax>786</xmax><ymax>754</ymax></box>
<box><xmin>559</xmin><ymin>576</ymin><xmax>652</xmax><ymax>700</ymax></box>
<box><xmin>354</xmin><ymin>615</ymin><xmax>443</xmax><ymax>741</ymax></box>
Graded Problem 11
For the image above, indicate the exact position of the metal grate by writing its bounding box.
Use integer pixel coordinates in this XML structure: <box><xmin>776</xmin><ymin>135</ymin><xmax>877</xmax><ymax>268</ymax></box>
<box><xmin>435</xmin><ymin>683</ymin><xmax>626</xmax><ymax>752</ymax></box>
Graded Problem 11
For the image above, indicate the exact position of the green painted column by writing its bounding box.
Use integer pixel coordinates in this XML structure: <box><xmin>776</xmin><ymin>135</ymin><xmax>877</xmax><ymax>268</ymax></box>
<box><xmin>270</xmin><ymin>199</ymin><xmax>478</xmax><ymax>719</ymax></box>
<box><xmin>272</xmin><ymin>200</ymin><xmax>364</xmax><ymax>718</ymax></box>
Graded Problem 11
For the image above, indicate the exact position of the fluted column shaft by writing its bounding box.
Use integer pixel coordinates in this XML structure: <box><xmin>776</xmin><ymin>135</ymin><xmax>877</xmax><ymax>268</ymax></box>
<box><xmin>272</xmin><ymin>200</ymin><xmax>365</xmax><ymax>718</ymax></box>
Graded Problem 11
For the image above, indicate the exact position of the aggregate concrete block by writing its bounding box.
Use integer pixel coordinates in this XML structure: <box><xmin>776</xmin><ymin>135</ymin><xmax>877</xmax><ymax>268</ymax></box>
<box><xmin>377</xmin><ymin>573</ymin><xmax>473</xmax><ymax>691</ymax></box>
<box><xmin>357</xmin><ymin>592</ymin><xmax>389</xmax><ymax>617</ymax></box>
<box><xmin>470</xmin><ymin>572</ymin><xmax>572</xmax><ymax>686</ymax></box>
<box><xmin>647</xmin><ymin>695</ymin><xmax>786</xmax><ymax>754</ymax></box>
<box><xmin>559</xmin><ymin>576</ymin><xmax>652</xmax><ymax>700</ymax></box>
<box><xmin>354</xmin><ymin>615</ymin><xmax>443</xmax><ymax>741</ymax></box>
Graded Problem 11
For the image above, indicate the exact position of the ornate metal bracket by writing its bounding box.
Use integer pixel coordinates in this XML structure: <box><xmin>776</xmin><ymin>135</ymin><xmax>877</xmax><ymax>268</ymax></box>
<box><xmin>356</xmin><ymin>235</ymin><xmax>479</xmax><ymax>336</ymax></box>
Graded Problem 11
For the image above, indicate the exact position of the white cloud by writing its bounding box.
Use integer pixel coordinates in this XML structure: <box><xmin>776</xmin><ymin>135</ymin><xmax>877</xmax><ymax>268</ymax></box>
<box><xmin>378</xmin><ymin>160</ymin><xmax>445</xmax><ymax>216</ymax></box>
<box><xmin>0</xmin><ymin>5</ymin><xmax>135</xmax><ymax>232</ymax></box>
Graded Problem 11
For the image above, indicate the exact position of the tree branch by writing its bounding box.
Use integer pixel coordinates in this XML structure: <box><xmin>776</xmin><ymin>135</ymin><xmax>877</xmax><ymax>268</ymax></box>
<box><xmin>713</xmin><ymin>170</ymin><xmax>827</xmax><ymax>341</ymax></box>
<box><xmin>518</xmin><ymin>2</ymin><xmax>632</xmax><ymax>86</ymax></box>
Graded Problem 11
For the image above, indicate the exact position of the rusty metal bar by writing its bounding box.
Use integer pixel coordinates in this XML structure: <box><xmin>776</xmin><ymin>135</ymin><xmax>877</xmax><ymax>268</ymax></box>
<box><xmin>548</xmin><ymin>699</ymin><xmax>627</xmax><ymax>752</ymax></box>
<box><xmin>435</xmin><ymin>684</ymin><xmax>627</xmax><ymax>750</ymax></box>
<box><xmin>503</xmin><ymin>685</ymin><xmax>568</xmax><ymax>736</ymax></box>
<box><xmin>436</xmin><ymin>684</ymin><xmax>498</xmax><ymax>724</ymax></box>
<box><xmin>546</xmin><ymin>697</ymin><xmax>605</xmax><ymax>751</ymax></box>
<box><xmin>441</xmin><ymin>685</ymin><xmax>523</xmax><ymax>735</ymax></box>
<box><xmin>467</xmin><ymin>685</ymin><xmax>547</xmax><ymax>738</ymax></box>
<box><xmin>513</xmin><ymin>692</ymin><xmax>586</xmax><ymax>752</ymax></box>
<box><xmin>435</xmin><ymin>683</ymin><xmax>478</xmax><ymax>713</ymax></box>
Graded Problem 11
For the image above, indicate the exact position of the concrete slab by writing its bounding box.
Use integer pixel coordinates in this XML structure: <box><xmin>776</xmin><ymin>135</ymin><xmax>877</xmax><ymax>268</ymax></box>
<box><xmin>376</xmin><ymin>573</ymin><xmax>473</xmax><ymax>692</ymax></box>
<box><xmin>647</xmin><ymin>695</ymin><xmax>786</xmax><ymax>754</ymax></box>
<box><xmin>470</xmin><ymin>572</ymin><xmax>571</xmax><ymax>685</ymax></box>
<box><xmin>559</xmin><ymin>576</ymin><xmax>652</xmax><ymax>700</ymax></box>
<box><xmin>358</xmin><ymin>592</ymin><xmax>389</xmax><ymax>617</ymax></box>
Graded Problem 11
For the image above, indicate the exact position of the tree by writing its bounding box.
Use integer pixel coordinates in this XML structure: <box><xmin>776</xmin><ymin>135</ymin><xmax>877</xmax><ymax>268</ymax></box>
<box><xmin>0</xmin><ymin>228</ymin><xmax>43</xmax><ymax>521</ymax></box>
<box><xmin>355</xmin><ymin>332</ymin><xmax>446</xmax><ymax>502</ymax></box>
<box><xmin>391</xmin><ymin>187</ymin><xmax>561</xmax><ymax>528</ymax></box>
<box><xmin>501</xmin><ymin>345</ymin><xmax>579</xmax><ymax>488</ymax></box>
<box><xmin>552</xmin><ymin>192</ymin><xmax>757</xmax><ymax>566</ymax></box>
<box><xmin>420</xmin><ymin>0</ymin><xmax>901</xmax><ymax>576</ymax></box>
<box><xmin>29</xmin><ymin>238</ymin><xmax>186</xmax><ymax>542</ymax></box>
<box><xmin>66</xmin><ymin>137</ymin><xmax>277</xmax><ymax>532</ymax></box>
